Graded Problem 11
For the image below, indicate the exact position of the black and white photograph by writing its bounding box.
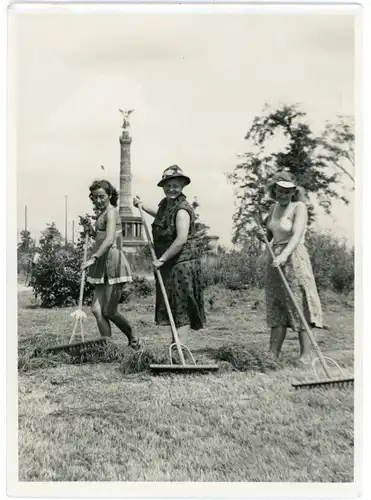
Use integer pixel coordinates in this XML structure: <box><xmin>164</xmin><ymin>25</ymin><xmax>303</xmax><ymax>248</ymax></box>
<box><xmin>8</xmin><ymin>1</ymin><xmax>360</xmax><ymax>496</ymax></box>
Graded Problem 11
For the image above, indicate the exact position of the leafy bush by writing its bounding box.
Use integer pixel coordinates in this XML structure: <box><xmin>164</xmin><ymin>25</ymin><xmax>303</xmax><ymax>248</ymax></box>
<box><xmin>119</xmin><ymin>276</ymin><xmax>154</xmax><ymax>303</ymax></box>
<box><xmin>203</xmin><ymin>240</ymin><xmax>265</xmax><ymax>290</ymax></box>
<box><xmin>203</xmin><ymin>231</ymin><xmax>354</xmax><ymax>294</ymax></box>
<box><xmin>305</xmin><ymin>231</ymin><xmax>354</xmax><ymax>293</ymax></box>
<box><xmin>30</xmin><ymin>218</ymin><xmax>94</xmax><ymax>307</ymax></box>
<box><xmin>30</xmin><ymin>244</ymin><xmax>95</xmax><ymax>308</ymax></box>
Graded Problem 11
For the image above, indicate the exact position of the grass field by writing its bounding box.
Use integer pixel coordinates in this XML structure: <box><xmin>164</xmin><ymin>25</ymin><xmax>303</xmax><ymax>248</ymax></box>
<box><xmin>18</xmin><ymin>285</ymin><xmax>354</xmax><ymax>482</ymax></box>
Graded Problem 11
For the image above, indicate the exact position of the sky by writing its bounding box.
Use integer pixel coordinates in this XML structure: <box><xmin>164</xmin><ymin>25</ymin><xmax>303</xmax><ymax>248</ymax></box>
<box><xmin>11</xmin><ymin>5</ymin><xmax>356</xmax><ymax>247</ymax></box>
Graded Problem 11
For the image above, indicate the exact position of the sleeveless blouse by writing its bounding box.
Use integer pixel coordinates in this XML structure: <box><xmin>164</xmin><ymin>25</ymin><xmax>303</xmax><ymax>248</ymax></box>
<box><xmin>267</xmin><ymin>202</ymin><xmax>306</xmax><ymax>246</ymax></box>
<box><xmin>152</xmin><ymin>194</ymin><xmax>198</xmax><ymax>264</ymax></box>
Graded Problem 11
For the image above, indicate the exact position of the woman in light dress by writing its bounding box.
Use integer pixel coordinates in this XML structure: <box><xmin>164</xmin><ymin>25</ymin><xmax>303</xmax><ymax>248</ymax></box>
<box><xmin>262</xmin><ymin>171</ymin><xmax>323</xmax><ymax>362</ymax></box>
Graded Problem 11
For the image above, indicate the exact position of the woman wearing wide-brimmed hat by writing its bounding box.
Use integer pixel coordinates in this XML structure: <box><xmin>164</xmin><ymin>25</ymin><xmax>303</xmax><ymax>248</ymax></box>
<box><xmin>261</xmin><ymin>170</ymin><xmax>323</xmax><ymax>363</ymax></box>
<box><xmin>133</xmin><ymin>165</ymin><xmax>205</xmax><ymax>345</ymax></box>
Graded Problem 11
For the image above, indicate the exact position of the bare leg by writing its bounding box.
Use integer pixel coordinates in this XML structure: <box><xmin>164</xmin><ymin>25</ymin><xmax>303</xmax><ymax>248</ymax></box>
<box><xmin>91</xmin><ymin>286</ymin><xmax>112</xmax><ymax>337</ymax></box>
<box><xmin>269</xmin><ymin>326</ymin><xmax>287</xmax><ymax>359</ymax></box>
<box><xmin>103</xmin><ymin>283</ymin><xmax>139</xmax><ymax>347</ymax></box>
<box><xmin>299</xmin><ymin>328</ymin><xmax>311</xmax><ymax>362</ymax></box>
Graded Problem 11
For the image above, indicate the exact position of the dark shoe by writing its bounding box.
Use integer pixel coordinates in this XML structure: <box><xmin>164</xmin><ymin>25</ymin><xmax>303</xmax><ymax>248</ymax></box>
<box><xmin>129</xmin><ymin>338</ymin><xmax>142</xmax><ymax>351</ymax></box>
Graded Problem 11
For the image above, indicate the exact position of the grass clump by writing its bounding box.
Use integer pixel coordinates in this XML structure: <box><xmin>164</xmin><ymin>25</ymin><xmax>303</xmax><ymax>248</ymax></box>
<box><xmin>119</xmin><ymin>346</ymin><xmax>170</xmax><ymax>374</ymax></box>
<box><xmin>213</xmin><ymin>343</ymin><xmax>281</xmax><ymax>373</ymax></box>
<box><xmin>18</xmin><ymin>334</ymin><xmax>73</xmax><ymax>372</ymax></box>
<box><xmin>18</xmin><ymin>334</ymin><xmax>127</xmax><ymax>372</ymax></box>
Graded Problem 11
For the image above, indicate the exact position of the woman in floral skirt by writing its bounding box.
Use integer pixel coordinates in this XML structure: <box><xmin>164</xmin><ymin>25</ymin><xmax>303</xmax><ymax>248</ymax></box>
<box><xmin>262</xmin><ymin>171</ymin><xmax>323</xmax><ymax>362</ymax></box>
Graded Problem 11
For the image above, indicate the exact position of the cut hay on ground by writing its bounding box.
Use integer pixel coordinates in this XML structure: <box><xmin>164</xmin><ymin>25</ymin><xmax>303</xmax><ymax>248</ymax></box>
<box><xmin>20</xmin><ymin>332</ymin><xmax>285</xmax><ymax>376</ymax></box>
<box><xmin>213</xmin><ymin>343</ymin><xmax>282</xmax><ymax>372</ymax></box>
<box><xmin>18</xmin><ymin>334</ymin><xmax>125</xmax><ymax>372</ymax></box>
<box><xmin>120</xmin><ymin>346</ymin><xmax>171</xmax><ymax>373</ymax></box>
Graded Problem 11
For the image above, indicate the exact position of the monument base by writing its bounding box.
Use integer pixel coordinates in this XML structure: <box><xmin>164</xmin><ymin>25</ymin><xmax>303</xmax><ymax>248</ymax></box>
<box><xmin>120</xmin><ymin>215</ymin><xmax>145</xmax><ymax>241</ymax></box>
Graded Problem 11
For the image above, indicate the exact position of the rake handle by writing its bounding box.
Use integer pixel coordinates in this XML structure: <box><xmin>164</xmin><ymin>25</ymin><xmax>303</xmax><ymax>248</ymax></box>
<box><xmin>137</xmin><ymin>203</ymin><xmax>186</xmax><ymax>366</ymax></box>
<box><xmin>78</xmin><ymin>233</ymin><xmax>89</xmax><ymax>309</ymax></box>
<box><xmin>70</xmin><ymin>233</ymin><xmax>89</xmax><ymax>344</ymax></box>
<box><xmin>257</xmin><ymin>220</ymin><xmax>332</xmax><ymax>379</ymax></box>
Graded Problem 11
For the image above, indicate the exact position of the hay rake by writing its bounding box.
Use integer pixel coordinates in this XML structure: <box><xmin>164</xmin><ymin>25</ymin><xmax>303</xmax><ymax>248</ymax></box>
<box><xmin>137</xmin><ymin>202</ymin><xmax>219</xmax><ymax>374</ymax></box>
<box><xmin>255</xmin><ymin>218</ymin><xmax>354</xmax><ymax>390</ymax></box>
<box><xmin>36</xmin><ymin>233</ymin><xmax>107</xmax><ymax>358</ymax></box>
<box><xmin>292</xmin><ymin>357</ymin><xmax>354</xmax><ymax>390</ymax></box>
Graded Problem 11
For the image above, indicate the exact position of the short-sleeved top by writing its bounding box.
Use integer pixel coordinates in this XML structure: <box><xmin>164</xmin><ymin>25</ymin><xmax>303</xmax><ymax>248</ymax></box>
<box><xmin>267</xmin><ymin>201</ymin><xmax>306</xmax><ymax>246</ymax></box>
<box><xmin>152</xmin><ymin>194</ymin><xmax>198</xmax><ymax>264</ymax></box>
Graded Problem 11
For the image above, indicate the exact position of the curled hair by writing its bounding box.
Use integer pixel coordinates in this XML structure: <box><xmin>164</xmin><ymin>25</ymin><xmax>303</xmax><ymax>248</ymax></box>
<box><xmin>89</xmin><ymin>179</ymin><xmax>119</xmax><ymax>207</ymax></box>
<box><xmin>266</xmin><ymin>170</ymin><xmax>307</xmax><ymax>203</ymax></box>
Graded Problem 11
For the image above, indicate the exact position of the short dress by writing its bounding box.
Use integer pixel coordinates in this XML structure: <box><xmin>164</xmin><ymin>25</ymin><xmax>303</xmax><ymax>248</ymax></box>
<box><xmin>86</xmin><ymin>207</ymin><xmax>132</xmax><ymax>285</ymax></box>
<box><xmin>152</xmin><ymin>194</ymin><xmax>205</xmax><ymax>330</ymax></box>
<box><xmin>265</xmin><ymin>201</ymin><xmax>323</xmax><ymax>331</ymax></box>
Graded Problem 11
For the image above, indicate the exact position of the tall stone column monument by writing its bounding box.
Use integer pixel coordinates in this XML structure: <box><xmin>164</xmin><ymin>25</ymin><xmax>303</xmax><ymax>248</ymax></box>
<box><xmin>118</xmin><ymin>109</ymin><xmax>145</xmax><ymax>253</ymax></box>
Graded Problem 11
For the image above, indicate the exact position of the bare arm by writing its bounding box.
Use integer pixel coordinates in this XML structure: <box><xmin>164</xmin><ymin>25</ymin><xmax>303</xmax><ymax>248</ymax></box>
<box><xmin>140</xmin><ymin>203</ymin><xmax>158</xmax><ymax>218</ymax></box>
<box><xmin>159</xmin><ymin>209</ymin><xmax>190</xmax><ymax>262</ymax></box>
<box><xmin>92</xmin><ymin>209</ymin><xmax>116</xmax><ymax>259</ymax></box>
<box><xmin>133</xmin><ymin>196</ymin><xmax>158</xmax><ymax>217</ymax></box>
<box><xmin>280</xmin><ymin>202</ymin><xmax>307</xmax><ymax>259</ymax></box>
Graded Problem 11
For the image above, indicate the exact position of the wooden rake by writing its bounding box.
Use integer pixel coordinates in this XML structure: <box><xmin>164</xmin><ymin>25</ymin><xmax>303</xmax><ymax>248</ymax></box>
<box><xmin>137</xmin><ymin>202</ymin><xmax>218</xmax><ymax>374</ymax></box>
<box><xmin>38</xmin><ymin>233</ymin><xmax>107</xmax><ymax>358</ymax></box>
<box><xmin>255</xmin><ymin>216</ymin><xmax>354</xmax><ymax>390</ymax></box>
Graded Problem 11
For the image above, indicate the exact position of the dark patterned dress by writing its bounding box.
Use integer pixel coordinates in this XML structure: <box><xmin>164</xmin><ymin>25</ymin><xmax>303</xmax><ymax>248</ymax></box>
<box><xmin>152</xmin><ymin>194</ymin><xmax>205</xmax><ymax>330</ymax></box>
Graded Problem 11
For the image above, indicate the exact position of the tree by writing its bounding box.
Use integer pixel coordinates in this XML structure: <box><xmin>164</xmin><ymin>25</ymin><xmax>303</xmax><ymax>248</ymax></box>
<box><xmin>17</xmin><ymin>230</ymin><xmax>36</xmax><ymax>280</ymax></box>
<box><xmin>320</xmin><ymin>115</ymin><xmax>355</xmax><ymax>183</ymax></box>
<box><xmin>39</xmin><ymin>222</ymin><xmax>64</xmax><ymax>249</ymax></box>
<box><xmin>17</xmin><ymin>230</ymin><xmax>35</xmax><ymax>253</ymax></box>
<box><xmin>227</xmin><ymin>103</ymin><xmax>351</xmax><ymax>244</ymax></box>
<box><xmin>191</xmin><ymin>197</ymin><xmax>211</xmax><ymax>253</ymax></box>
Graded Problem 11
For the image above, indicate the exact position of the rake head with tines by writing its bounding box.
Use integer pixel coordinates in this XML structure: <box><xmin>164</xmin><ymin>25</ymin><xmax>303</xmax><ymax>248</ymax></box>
<box><xmin>149</xmin><ymin>342</ymin><xmax>219</xmax><ymax>373</ymax></box>
<box><xmin>292</xmin><ymin>378</ymin><xmax>354</xmax><ymax>390</ymax></box>
<box><xmin>292</xmin><ymin>356</ymin><xmax>354</xmax><ymax>390</ymax></box>
<box><xmin>39</xmin><ymin>338</ymin><xmax>108</xmax><ymax>358</ymax></box>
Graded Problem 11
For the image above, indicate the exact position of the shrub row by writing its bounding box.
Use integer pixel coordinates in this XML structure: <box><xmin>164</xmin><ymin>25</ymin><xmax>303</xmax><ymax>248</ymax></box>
<box><xmin>203</xmin><ymin>231</ymin><xmax>354</xmax><ymax>294</ymax></box>
<box><xmin>27</xmin><ymin>230</ymin><xmax>353</xmax><ymax>308</ymax></box>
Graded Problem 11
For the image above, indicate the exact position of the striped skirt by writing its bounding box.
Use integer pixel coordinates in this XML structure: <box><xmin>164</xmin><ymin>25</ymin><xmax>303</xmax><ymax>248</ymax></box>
<box><xmin>87</xmin><ymin>247</ymin><xmax>132</xmax><ymax>285</ymax></box>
